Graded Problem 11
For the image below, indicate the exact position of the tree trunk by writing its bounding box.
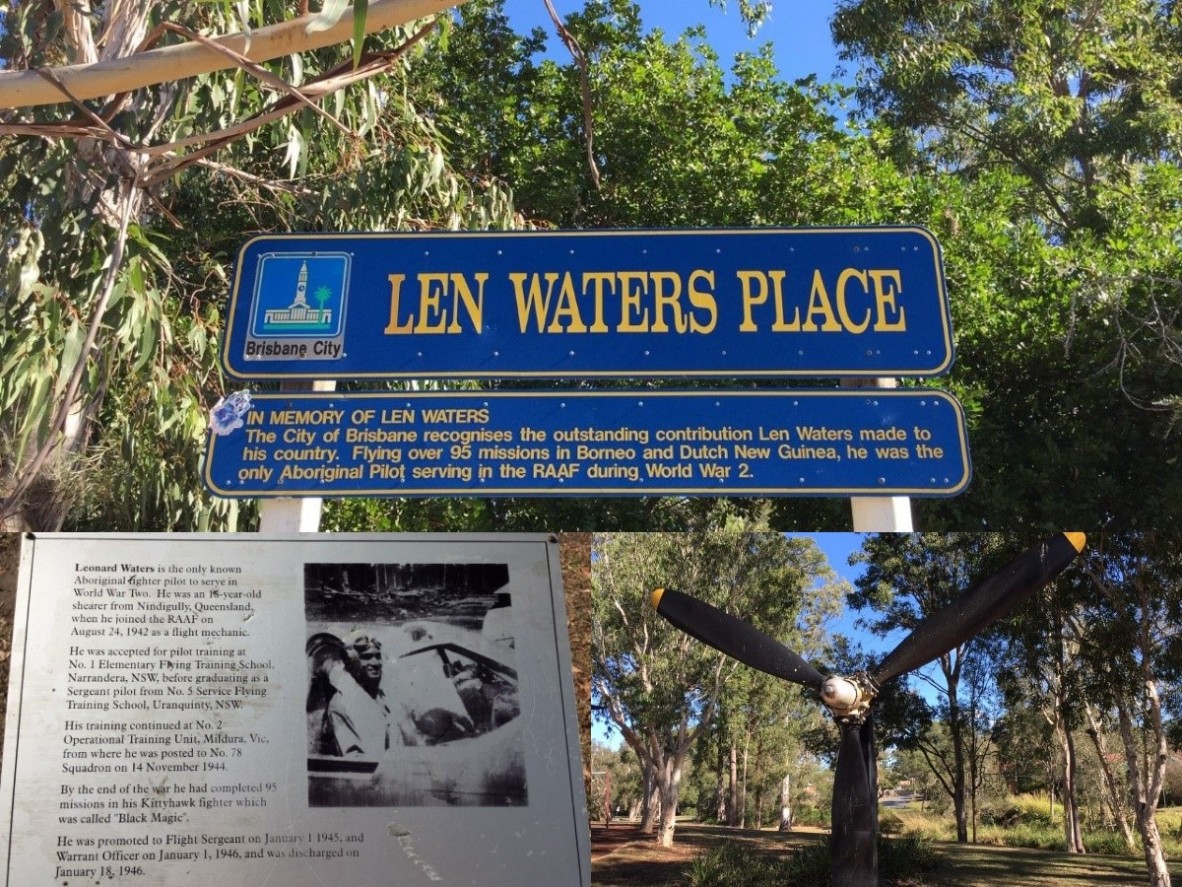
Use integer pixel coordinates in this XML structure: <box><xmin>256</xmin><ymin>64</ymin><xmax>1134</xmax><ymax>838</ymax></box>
<box><xmin>656</xmin><ymin>754</ymin><xmax>685</xmax><ymax>848</ymax></box>
<box><xmin>970</xmin><ymin>765</ymin><xmax>978</xmax><ymax>845</ymax></box>
<box><xmin>779</xmin><ymin>770</ymin><xmax>792</xmax><ymax>832</ymax></box>
<box><xmin>727</xmin><ymin>742</ymin><xmax>739</xmax><ymax>827</ymax></box>
<box><xmin>639</xmin><ymin>765</ymin><xmax>658</xmax><ymax>833</ymax></box>
<box><xmin>1060</xmin><ymin>726</ymin><xmax>1085</xmax><ymax>853</ymax></box>
<box><xmin>1117</xmin><ymin>701</ymin><xmax>1171</xmax><ymax>887</ymax></box>
<box><xmin>1083</xmin><ymin>705</ymin><xmax>1136</xmax><ymax>852</ymax></box>
<box><xmin>949</xmin><ymin>696</ymin><xmax>969</xmax><ymax>843</ymax></box>
<box><xmin>751</xmin><ymin>733</ymin><xmax>765</xmax><ymax>830</ymax></box>
<box><xmin>0</xmin><ymin>0</ymin><xmax>462</xmax><ymax>109</ymax></box>
<box><xmin>739</xmin><ymin>738</ymin><xmax>749</xmax><ymax>828</ymax></box>
<box><xmin>1136</xmin><ymin>809</ymin><xmax>1171</xmax><ymax>887</ymax></box>
<box><xmin>714</xmin><ymin>731</ymin><xmax>726</xmax><ymax>824</ymax></box>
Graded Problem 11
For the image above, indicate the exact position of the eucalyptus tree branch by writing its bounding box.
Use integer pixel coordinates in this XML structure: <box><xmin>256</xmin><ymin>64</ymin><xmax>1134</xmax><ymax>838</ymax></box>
<box><xmin>154</xmin><ymin>21</ymin><xmax>353</xmax><ymax>138</ymax></box>
<box><xmin>0</xmin><ymin>183</ymin><xmax>139</xmax><ymax>527</ymax></box>
<box><xmin>139</xmin><ymin>24</ymin><xmax>436</xmax><ymax>189</ymax></box>
<box><xmin>912</xmin><ymin>733</ymin><xmax>958</xmax><ymax>800</ymax></box>
<box><xmin>0</xmin><ymin>0</ymin><xmax>465</xmax><ymax>109</ymax></box>
<box><xmin>193</xmin><ymin>157</ymin><xmax>318</xmax><ymax>198</ymax></box>
<box><xmin>541</xmin><ymin>0</ymin><xmax>601</xmax><ymax>190</ymax></box>
<box><xmin>2</xmin><ymin>24</ymin><xmax>435</xmax><ymax>199</ymax></box>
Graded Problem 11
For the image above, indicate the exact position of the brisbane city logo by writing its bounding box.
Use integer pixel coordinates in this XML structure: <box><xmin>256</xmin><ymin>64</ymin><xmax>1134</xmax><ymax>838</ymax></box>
<box><xmin>245</xmin><ymin>251</ymin><xmax>351</xmax><ymax>360</ymax></box>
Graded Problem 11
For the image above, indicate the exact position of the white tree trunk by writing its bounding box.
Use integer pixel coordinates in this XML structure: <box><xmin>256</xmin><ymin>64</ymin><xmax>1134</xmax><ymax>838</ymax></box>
<box><xmin>779</xmin><ymin>770</ymin><xmax>792</xmax><ymax>832</ymax></box>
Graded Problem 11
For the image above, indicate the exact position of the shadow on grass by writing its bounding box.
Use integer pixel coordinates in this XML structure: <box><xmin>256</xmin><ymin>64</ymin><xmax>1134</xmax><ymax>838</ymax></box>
<box><xmin>590</xmin><ymin>821</ymin><xmax>1182</xmax><ymax>887</ymax></box>
<box><xmin>932</xmin><ymin>841</ymin><xmax>1182</xmax><ymax>887</ymax></box>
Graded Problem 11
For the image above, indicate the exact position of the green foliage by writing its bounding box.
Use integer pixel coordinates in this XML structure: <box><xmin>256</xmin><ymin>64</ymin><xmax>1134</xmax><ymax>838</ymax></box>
<box><xmin>686</xmin><ymin>841</ymin><xmax>822</xmax><ymax>887</ymax></box>
<box><xmin>685</xmin><ymin>833</ymin><xmax>937</xmax><ymax>887</ymax></box>
<box><xmin>588</xmin><ymin>742</ymin><xmax>644</xmax><ymax>820</ymax></box>
<box><xmin>790</xmin><ymin>805</ymin><xmax>831</xmax><ymax>828</ymax></box>
<box><xmin>0</xmin><ymin>1</ymin><xmax>520</xmax><ymax>530</ymax></box>
<box><xmin>593</xmin><ymin>531</ymin><xmax>835</xmax><ymax>736</ymax></box>
<box><xmin>833</xmin><ymin>0</ymin><xmax>1182</xmax><ymax>231</ymax></box>
<box><xmin>979</xmin><ymin>793</ymin><xmax>1056</xmax><ymax>830</ymax></box>
<box><xmin>879</xmin><ymin>832</ymin><xmax>939</xmax><ymax>880</ymax></box>
<box><xmin>832</xmin><ymin>0</ymin><xmax>1182</xmax><ymax>529</ymax></box>
<box><xmin>1083</xmin><ymin>830</ymin><xmax>1139</xmax><ymax>856</ymax></box>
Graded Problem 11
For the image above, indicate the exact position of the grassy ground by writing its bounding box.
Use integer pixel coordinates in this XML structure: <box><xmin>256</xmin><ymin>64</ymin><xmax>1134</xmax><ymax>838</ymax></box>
<box><xmin>590</xmin><ymin>820</ymin><xmax>1182</xmax><ymax>887</ymax></box>
<box><xmin>889</xmin><ymin>796</ymin><xmax>1182</xmax><ymax>858</ymax></box>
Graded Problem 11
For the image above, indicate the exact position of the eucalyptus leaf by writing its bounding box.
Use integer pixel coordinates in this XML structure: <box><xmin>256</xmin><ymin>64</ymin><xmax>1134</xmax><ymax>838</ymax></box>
<box><xmin>54</xmin><ymin>322</ymin><xmax>86</xmax><ymax>399</ymax></box>
<box><xmin>305</xmin><ymin>0</ymin><xmax>350</xmax><ymax>34</ymax></box>
<box><xmin>352</xmin><ymin>0</ymin><xmax>369</xmax><ymax>69</ymax></box>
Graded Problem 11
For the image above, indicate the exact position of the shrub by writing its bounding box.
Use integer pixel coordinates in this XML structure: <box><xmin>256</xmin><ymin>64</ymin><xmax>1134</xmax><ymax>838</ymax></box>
<box><xmin>685</xmin><ymin>842</ymin><xmax>796</xmax><ymax>887</ymax></box>
<box><xmin>978</xmin><ymin>804</ymin><xmax>1023</xmax><ymax>827</ymax></box>
<box><xmin>685</xmin><ymin>833</ymin><xmax>938</xmax><ymax>887</ymax></box>
<box><xmin>879</xmin><ymin>833</ymin><xmax>940</xmax><ymax>884</ymax></box>
<box><xmin>1083</xmin><ymin>830</ymin><xmax>1134</xmax><ymax>856</ymax></box>
<box><xmin>1007</xmin><ymin>793</ymin><xmax>1057</xmax><ymax>828</ymax></box>
<box><xmin>999</xmin><ymin>822</ymin><xmax>1062</xmax><ymax>850</ymax></box>
<box><xmin>781</xmin><ymin>843</ymin><xmax>833</xmax><ymax>885</ymax></box>
<box><xmin>792</xmin><ymin>806</ymin><xmax>831</xmax><ymax>828</ymax></box>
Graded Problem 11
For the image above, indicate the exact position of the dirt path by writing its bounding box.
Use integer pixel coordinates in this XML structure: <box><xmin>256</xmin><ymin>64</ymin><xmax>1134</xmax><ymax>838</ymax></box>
<box><xmin>591</xmin><ymin>822</ymin><xmax>825</xmax><ymax>887</ymax></box>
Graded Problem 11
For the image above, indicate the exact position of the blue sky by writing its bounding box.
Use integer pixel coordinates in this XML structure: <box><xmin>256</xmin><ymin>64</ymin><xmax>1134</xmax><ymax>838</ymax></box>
<box><xmin>500</xmin><ymin>0</ymin><xmax>846</xmax><ymax>84</ymax></box>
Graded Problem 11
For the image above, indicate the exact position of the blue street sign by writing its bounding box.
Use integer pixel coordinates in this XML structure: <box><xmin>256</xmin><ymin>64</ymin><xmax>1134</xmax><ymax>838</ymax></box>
<box><xmin>204</xmin><ymin>389</ymin><xmax>971</xmax><ymax>498</ymax></box>
<box><xmin>221</xmin><ymin>228</ymin><xmax>953</xmax><ymax>380</ymax></box>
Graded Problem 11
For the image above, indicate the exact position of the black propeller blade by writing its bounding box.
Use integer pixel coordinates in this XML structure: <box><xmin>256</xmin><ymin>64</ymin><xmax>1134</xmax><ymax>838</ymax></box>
<box><xmin>872</xmin><ymin>532</ymin><xmax>1086</xmax><ymax>684</ymax></box>
<box><xmin>651</xmin><ymin>588</ymin><xmax>825</xmax><ymax>690</ymax></box>
<box><xmin>831</xmin><ymin>718</ymin><xmax>877</xmax><ymax>887</ymax></box>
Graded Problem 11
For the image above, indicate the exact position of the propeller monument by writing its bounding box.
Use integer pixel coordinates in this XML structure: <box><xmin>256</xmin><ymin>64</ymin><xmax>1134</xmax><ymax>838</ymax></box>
<box><xmin>651</xmin><ymin>532</ymin><xmax>1086</xmax><ymax>887</ymax></box>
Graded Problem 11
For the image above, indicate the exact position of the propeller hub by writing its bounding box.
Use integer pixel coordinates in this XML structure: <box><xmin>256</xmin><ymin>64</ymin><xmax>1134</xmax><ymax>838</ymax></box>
<box><xmin>819</xmin><ymin>672</ymin><xmax>878</xmax><ymax>724</ymax></box>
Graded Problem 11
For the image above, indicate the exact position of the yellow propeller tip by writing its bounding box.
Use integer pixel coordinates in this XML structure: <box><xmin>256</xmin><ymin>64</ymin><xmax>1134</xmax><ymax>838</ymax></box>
<box><xmin>1064</xmin><ymin>532</ymin><xmax>1086</xmax><ymax>553</ymax></box>
<box><xmin>651</xmin><ymin>588</ymin><xmax>666</xmax><ymax>609</ymax></box>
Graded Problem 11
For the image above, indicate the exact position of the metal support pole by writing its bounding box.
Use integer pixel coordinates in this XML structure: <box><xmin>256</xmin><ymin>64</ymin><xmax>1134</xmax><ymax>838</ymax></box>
<box><xmin>257</xmin><ymin>380</ymin><xmax>336</xmax><ymax>533</ymax></box>
<box><xmin>842</xmin><ymin>377</ymin><xmax>914</xmax><ymax>532</ymax></box>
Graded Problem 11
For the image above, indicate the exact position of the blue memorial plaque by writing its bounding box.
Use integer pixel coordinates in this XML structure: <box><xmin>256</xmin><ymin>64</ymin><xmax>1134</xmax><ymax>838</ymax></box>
<box><xmin>204</xmin><ymin>389</ymin><xmax>971</xmax><ymax>498</ymax></box>
<box><xmin>221</xmin><ymin>228</ymin><xmax>953</xmax><ymax>380</ymax></box>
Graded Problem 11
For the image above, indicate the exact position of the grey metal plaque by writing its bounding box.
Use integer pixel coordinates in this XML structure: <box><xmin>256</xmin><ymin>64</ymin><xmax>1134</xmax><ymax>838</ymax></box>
<box><xmin>0</xmin><ymin>534</ymin><xmax>589</xmax><ymax>886</ymax></box>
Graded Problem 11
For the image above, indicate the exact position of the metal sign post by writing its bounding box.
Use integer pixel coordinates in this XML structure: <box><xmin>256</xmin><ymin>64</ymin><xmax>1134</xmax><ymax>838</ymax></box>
<box><xmin>844</xmin><ymin>378</ymin><xmax>914</xmax><ymax>531</ymax></box>
<box><xmin>256</xmin><ymin>380</ymin><xmax>335</xmax><ymax>532</ymax></box>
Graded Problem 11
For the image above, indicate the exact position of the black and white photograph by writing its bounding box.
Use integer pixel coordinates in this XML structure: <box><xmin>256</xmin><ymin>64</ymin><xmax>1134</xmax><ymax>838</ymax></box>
<box><xmin>304</xmin><ymin>561</ymin><xmax>528</xmax><ymax>807</ymax></box>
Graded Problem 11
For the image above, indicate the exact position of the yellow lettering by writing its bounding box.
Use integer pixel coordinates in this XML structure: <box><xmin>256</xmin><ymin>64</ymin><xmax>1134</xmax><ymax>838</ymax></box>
<box><xmin>582</xmin><ymin>272</ymin><xmax>615</xmax><ymax>333</ymax></box>
<box><xmin>618</xmin><ymin>271</ymin><xmax>649</xmax><ymax>332</ymax></box>
<box><xmin>737</xmin><ymin>270</ymin><xmax>769</xmax><ymax>331</ymax></box>
<box><xmin>802</xmin><ymin>270</ymin><xmax>843</xmax><ymax>332</ymax></box>
<box><xmin>649</xmin><ymin>271</ymin><xmax>685</xmax><ymax>333</ymax></box>
<box><xmin>687</xmin><ymin>270</ymin><xmax>717</xmax><ymax>333</ymax></box>
<box><xmin>510</xmin><ymin>272</ymin><xmax>558</xmax><ymax>333</ymax></box>
<box><xmin>446</xmin><ymin>272</ymin><xmax>487</xmax><ymax>334</ymax></box>
<box><xmin>737</xmin><ymin>270</ymin><xmax>799</xmax><ymax>332</ymax></box>
<box><xmin>414</xmin><ymin>273</ymin><xmax>448</xmax><ymax>334</ymax></box>
<box><xmin>870</xmin><ymin>269</ymin><xmax>906</xmax><ymax>331</ymax></box>
<box><xmin>836</xmin><ymin>268</ymin><xmax>871</xmax><ymax>334</ymax></box>
<box><xmin>384</xmin><ymin>274</ymin><xmax>412</xmax><ymax>334</ymax></box>
<box><xmin>547</xmin><ymin>273</ymin><xmax>587</xmax><ymax>332</ymax></box>
<box><xmin>767</xmin><ymin>270</ymin><xmax>801</xmax><ymax>332</ymax></box>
